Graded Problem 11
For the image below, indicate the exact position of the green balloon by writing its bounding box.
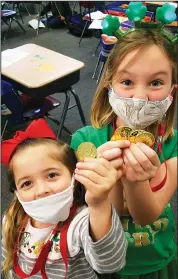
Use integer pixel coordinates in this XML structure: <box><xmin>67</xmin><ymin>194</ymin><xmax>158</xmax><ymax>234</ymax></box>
<box><xmin>126</xmin><ymin>2</ymin><xmax>147</xmax><ymax>22</ymax></box>
<box><xmin>101</xmin><ymin>15</ymin><xmax>120</xmax><ymax>36</ymax></box>
<box><xmin>156</xmin><ymin>3</ymin><xmax>176</xmax><ymax>24</ymax></box>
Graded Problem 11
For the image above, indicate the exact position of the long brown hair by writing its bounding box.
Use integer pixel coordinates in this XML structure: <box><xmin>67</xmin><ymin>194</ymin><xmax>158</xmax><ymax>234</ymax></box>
<box><xmin>2</xmin><ymin>138</ymin><xmax>85</xmax><ymax>278</ymax></box>
<box><xmin>91</xmin><ymin>28</ymin><xmax>177</xmax><ymax>141</ymax></box>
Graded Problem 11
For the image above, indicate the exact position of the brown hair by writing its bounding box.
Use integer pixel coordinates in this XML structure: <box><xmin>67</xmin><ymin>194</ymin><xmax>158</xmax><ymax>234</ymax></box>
<box><xmin>2</xmin><ymin>138</ymin><xmax>85</xmax><ymax>277</ymax></box>
<box><xmin>91</xmin><ymin>28</ymin><xmax>177</xmax><ymax>141</ymax></box>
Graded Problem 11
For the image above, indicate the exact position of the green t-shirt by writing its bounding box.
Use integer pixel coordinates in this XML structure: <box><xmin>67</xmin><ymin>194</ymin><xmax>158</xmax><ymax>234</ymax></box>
<box><xmin>71</xmin><ymin>124</ymin><xmax>177</xmax><ymax>275</ymax></box>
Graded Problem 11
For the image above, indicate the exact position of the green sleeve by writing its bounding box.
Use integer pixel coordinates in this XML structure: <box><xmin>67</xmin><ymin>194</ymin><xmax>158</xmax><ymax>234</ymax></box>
<box><xmin>70</xmin><ymin>124</ymin><xmax>112</xmax><ymax>151</ymax></box>
<box><xmin>70</xmin><ymin>126</ymin><xmax>94</xmax><ymax>151</ymax></box>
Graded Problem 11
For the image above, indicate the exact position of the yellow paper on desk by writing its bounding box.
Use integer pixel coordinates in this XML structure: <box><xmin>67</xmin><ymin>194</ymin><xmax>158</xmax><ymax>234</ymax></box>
<box><xmin>37</xmin><ymin>63</ymin><xmax>55</xmax><ymax>71</ymax></box>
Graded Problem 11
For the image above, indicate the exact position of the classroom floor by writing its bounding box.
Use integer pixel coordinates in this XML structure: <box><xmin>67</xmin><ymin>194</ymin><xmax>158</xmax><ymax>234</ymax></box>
<box><xmin>1</xmin><ymin>14</ymin><xmax>177</xmax><ymax>240</ymax></box>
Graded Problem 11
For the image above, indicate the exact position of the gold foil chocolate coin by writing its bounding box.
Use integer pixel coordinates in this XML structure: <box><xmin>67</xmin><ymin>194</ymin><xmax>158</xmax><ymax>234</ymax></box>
<box><xmin>110</xmin><ymin>126</ymin><xmax>155</xmax><ymax>147</ymax></box>
<box><xmin>110</xmin><ymin>126</ymin><xmax>133</xmax><ymax>141</ymax></box>
<box><xmin>76</xmin><ymin>142</ymin><xmax>97</xmax><ymax>161</ymax></box>
<box><xmin>128</xmin><ymin>130</ymin><xmax>144</xmax><ymax>143</ymax></box>
<box><xmin>128</xmin><ymin>131</ymin><xmax>155</xmax><ymax>147</ymax></box>
<box><xmin>135</xmin><ymin>132</ymin><xmax>155</xmax><ymax>147</ymax></box>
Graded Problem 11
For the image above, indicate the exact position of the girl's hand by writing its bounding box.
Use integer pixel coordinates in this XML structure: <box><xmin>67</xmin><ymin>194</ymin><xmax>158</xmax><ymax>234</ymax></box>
<box><xmin>123</xmin><ymin>142</ymin><xmax>161</xmax><ymax>182</ymax></box>
<box><xmin>97</xmin><ymin>140</ymin><xmax>130</xmax><ymax>179</ymax></box>
<box><xmin>74</xmin><ymin>158</ymin><xmax>118</xmax><ymax>207</ymax></box>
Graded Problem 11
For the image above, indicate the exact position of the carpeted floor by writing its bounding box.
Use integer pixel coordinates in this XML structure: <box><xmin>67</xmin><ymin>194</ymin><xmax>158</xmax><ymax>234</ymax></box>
<box><xmin>1</xmin><ymin>13</ymin><xmax>177</xmax><ymax>239</ymax></box>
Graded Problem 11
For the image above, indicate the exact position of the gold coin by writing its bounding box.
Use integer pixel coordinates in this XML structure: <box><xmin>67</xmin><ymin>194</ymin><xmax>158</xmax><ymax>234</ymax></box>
<box><xmin>111</xmin><ymin>126</ymin><xmax>133</xmax><ymax>141</ymax></box>
<box><xmin>135</xmin><ymin>132</ymin><xmax>155</xmax><ymax>147</ymax></box>
<box><xmin>110</xmin><ymin>134</ymin><xmax>122</xmax><ymax>141</ymax></box>
<box><xmin>128</xmin><ymin>131</ymin><xmax>155</xmax><ymax>147</ymax></box>
<box><xmin>75</xmin><ymin>142</ymin><xmax>97</xmax><ymax>161</ymax></box>
<box><xmin>128</xmin><ymin>130</ymin><xmax>144</xmax><ymax>143</ymax></box>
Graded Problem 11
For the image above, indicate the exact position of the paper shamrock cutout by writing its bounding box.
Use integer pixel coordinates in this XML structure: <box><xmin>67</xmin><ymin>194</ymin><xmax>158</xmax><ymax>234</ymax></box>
<box><xmin>101</xmin><ymin>15</ymin><xmax>120</xmax><ymax>36</ymax></box>
<box><xmin>156</xmin><ymin>3</ymin><xmax>176</xmax><ymax>24</ymax></box>
<box><xmin>126</xmin><ymin>1</ymin><xmax>147</xmax><ymax>23</ymax></box>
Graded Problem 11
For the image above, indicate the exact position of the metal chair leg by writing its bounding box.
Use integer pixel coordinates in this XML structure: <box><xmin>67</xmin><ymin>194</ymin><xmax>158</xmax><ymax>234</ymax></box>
<box><xmin>78</xmin><ymin>20</ymin><xmax>88</xmax><ymax>47</ymax></box>
<box><xmin>37</xmin><ymin>3</ymin><xmax>42</xmax><ymax>35</ymax></box>
<box><xmin>92</xmin><ymin>40</ymin><xmax>101</xmax><ymax>56</ymax></box>
<box><xmin>72</xmin><ymin>1</ymin><xmax>77</xmax><ymax>13</ymax></box>
<box><xmin>47</xmin><ymin>115</ymin><xmax>72</xmax><ymax>136</ymax></box>
<box><xmin>17</xmin><ymin>3</ymin><xmax>24</xmax><ymax>24</ymax></box>
<box><xmin>3</xmin><ymin>18</ymin><xmax>12</xmax><ymax>43</ymax></box>
<box><xmin>22</xmin><ymin>3</ymin><xmax>31</xmax><ymax>16</ymax></box>
<box><xmin>96</xmin><ymin>62</ymin><xmax>105</xmax><ymax>84</ymax></box>
<box><xmin>13</xmin><ymin>17</ymin><xmax>26</xmax><ymax>33</ymax></box>
<box><xmin>92</xmin><ymin>52</ymin><xmax>101</xmax><ymax>78</ymax></box>
<box><xmin>57</xmin><ymin>91</ymin><xmax>71</xmax><ymax>138</ymax></box>
<box><xmin>68</xmin><ymin>88</ymin><xmax>86</xmax><ymax>126</ymax></box>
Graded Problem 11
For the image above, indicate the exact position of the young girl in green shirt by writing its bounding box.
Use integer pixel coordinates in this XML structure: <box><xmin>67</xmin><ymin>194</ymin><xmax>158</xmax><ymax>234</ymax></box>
<box><xmin>71</xmin><ymin>2</ymin><xmax>177</xmax><ymax>278</ymax></box>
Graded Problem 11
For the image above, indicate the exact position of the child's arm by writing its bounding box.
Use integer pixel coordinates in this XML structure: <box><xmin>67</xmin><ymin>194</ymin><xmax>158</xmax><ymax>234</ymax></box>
<box><xmin>75</xmin><ymin>158</ymin><xmax>122</xmax><ymax>240</ymax></box>
<box><xmin>121</xmin><ymin>143</ymin><xmax>177</xmax><ymax>225</ymax></box>
<box><xmin>74</xmin><ymin>158</ymin><xmax>127</xmax><ymax>273</ymax></box>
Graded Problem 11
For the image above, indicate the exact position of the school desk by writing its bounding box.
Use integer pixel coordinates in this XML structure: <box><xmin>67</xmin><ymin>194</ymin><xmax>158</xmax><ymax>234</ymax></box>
<box><xmin>2</xmin><ymin>43</ymin><xmax>86</xmax><ymax>137</ymax></box>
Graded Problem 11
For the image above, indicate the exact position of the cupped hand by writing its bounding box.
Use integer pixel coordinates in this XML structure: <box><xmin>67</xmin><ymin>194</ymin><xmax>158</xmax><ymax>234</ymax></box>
<box><xmin>97</xmin><ymin>140</ymin><xmax>130</xmax><ymax>178</ymax></box>
<box><xmin>122</xmin><ymin>142</ymin><xmax>161</xmax><ymax>182</ymax></box>
<box><xmin>74</xmin><ymin>158</ymin><xmax>118</xmax><ymax>207</ymax></box>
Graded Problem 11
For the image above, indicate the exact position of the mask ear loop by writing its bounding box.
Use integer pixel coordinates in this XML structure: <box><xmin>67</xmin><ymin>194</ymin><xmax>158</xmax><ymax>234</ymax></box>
<box><xmin>151</xmin><ymin>121</ymin><xmax>167</xmax><ymax>192</ymax></box>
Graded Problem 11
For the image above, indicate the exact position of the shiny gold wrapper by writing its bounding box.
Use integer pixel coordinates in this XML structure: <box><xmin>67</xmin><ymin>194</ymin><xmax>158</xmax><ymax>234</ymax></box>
<box><xmin>75</xmin><ymin>142</ymin><xmax>97</xmax><ymax>161</ymax></box>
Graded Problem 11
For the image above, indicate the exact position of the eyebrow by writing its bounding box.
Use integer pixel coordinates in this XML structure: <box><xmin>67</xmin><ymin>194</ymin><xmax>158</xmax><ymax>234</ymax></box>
<box><xmin>118</xmin><ymin>69</ymin><xmax>169</xmax><ymax>77</ymax></box>
<box><xmin>16</xmin><ymin>168</ymin><xmax>61</xmax><ymax>185</ymax></box>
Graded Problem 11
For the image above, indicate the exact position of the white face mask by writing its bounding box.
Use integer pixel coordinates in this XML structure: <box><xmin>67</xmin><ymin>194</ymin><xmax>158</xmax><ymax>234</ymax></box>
<box><xmin>108</xmin><ymin>88</ymin><xmax>173</xmax><ymax>129</ymax></box>
<box><xmin>16</xmin><ymin>176</ymin><xmax>75</xmax><ymax>224</ymax></box>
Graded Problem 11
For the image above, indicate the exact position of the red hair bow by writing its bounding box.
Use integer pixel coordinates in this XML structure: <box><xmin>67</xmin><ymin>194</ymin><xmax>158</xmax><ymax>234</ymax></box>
<box><xmin>1</xmin><ymin>119</ymin><xmax>56</xmax><ymax>167</ymax></box>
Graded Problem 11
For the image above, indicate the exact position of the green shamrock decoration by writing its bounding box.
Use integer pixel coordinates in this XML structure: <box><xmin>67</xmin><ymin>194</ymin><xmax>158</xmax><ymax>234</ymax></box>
<box><xmin>126</xmin><ymin>2</ymin><xmax>147</xmax><ymax>24</ymax></box>
<box><xmin>156</xmin><ymin>3</ymin><xmax>176</xmax><ymax>24</ymax></box>
<box><xmin>101</xmin><ymin>15</ymin><xmax>120</xmax><ymax>36</ymax></box>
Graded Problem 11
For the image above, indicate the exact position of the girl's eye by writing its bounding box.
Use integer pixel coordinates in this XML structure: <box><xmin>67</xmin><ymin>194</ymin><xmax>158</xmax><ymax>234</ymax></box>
<box><xmin>21</xmin><ymin>181</ymin><xmax>32</xmax><ymax>188</ymax></box>
<box><xmin>121</xmin><ymin>80</ymin><xmax>133</xmax><ymax>86</ymax></box>
<box><xmin>150</xmin><ymin>80</ymin><xmax>163</xmax><ymax>87</ymax></box>
<box><xmin>47</xmin><ymin>172</ymin><xmax>59</xmax><ymax>179</ymax></box>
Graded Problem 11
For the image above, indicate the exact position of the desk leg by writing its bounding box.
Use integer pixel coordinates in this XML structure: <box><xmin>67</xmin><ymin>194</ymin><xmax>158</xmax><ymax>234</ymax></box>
<box><xmin>57</xmin><ymin>91</ymin><xmax>70</xmax><ymax>138</ymax></box>
<box><xmin>68</xmin><ymin>88</ymin><xmax>86</xmax><ymax>126</ymax></box>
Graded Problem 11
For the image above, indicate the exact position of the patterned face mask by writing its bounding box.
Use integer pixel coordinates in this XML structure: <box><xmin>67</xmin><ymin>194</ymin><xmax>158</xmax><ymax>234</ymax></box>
<box><xmin>108</xmin><ymin>88</ymin><xmax>173</xmax><ymax>129</ymax></box>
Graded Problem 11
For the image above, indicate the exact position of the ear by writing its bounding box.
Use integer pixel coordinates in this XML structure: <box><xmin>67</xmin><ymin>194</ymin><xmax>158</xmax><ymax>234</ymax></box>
<box><xmin>171</xmin><ymin>84</ymin><xmax>178</xmax><ymax>95</ymax></box>
<box><xmin>103</xmin><ymin>82</ymin><xmax>111</xmax><ymax>90</ymax></box>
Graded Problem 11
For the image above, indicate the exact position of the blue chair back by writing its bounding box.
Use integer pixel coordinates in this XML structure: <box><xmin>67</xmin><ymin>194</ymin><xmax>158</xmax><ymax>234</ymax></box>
<box><xmin>1</xmin><ymin>80</ymin><xmax>24</xmax><ymax>124</ymax></box>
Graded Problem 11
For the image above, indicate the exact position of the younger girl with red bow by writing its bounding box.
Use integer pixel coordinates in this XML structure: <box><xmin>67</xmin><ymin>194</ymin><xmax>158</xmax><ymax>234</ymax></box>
<box><xmin>1</xmin><ymin>119</ymin><xmax>127</xmax><ymax>279</ymax></box>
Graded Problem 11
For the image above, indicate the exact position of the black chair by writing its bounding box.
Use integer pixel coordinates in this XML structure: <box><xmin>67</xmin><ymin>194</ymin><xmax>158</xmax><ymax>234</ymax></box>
<box><xmin>1</xmin><ymin>9</ymin><xmax>26</xmax><ymax>43</ymax></box>
<box><xmin>1</xmin><ymin>80</ymin><xmax>71</xmax><ymax>140</ymax></box>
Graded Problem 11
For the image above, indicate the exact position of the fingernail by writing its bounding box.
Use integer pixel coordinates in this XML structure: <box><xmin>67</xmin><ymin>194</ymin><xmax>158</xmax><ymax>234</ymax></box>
<box><xmin>76</xmin><ymin>162</ymin><xmax>81</xmax><ymax>167</ymax></box>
